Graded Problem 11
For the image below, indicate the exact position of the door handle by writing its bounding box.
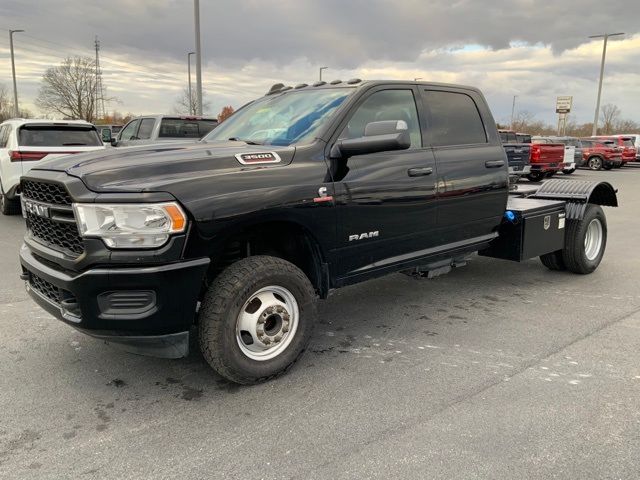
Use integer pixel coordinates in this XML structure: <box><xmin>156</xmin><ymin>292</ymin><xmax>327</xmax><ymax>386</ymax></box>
<box><xmin>407</xmin><ymin>167</ymin><xmax>433</xmax><ymax>177</ymax></box>
<box><xmin>485</xmin><ymin>160</ymin><xmax>505</xmax><ymax>168</ymax></box>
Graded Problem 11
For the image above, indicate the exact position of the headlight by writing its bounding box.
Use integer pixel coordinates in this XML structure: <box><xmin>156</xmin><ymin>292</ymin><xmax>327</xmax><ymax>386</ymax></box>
<box><xmin>73</xmin><ymin>202</ymin><xmax>187</xmax><ymax>249</ymax></box>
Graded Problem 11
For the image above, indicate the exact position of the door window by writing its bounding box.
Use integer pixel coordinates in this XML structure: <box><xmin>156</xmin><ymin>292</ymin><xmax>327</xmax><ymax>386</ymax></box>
<box><xmin>119</xmin><ymin>119</ymin><xmax>140</xmax><ymax>141</ymax></box>
<box><xmin>0</xmin><ymin>126</ymin><xmax>7</xmax><ymax>148</ymax></box>
<box><xmin>423</xmin><ymin>91</ymin><xmax>487</xmax><ymax>146</ymax></box>
<box><xmin>137</xmin><ymin>118</ymin><xmax>156</xmax><ymax>140</ymax></box>
<box><xmin>340</xmin><ymin>90</ymin><xmax>422</xmax><ymax>149</ymax></box>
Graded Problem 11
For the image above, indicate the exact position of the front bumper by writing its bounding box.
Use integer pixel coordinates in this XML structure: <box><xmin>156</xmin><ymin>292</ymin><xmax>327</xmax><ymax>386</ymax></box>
<box><xmin>20</xmin><ymin>244</ymin><xmax>209</xmax><ymax>358</ymax></box>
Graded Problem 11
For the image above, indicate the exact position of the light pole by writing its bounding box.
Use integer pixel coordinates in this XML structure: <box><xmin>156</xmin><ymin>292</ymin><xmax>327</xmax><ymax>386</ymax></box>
<box><xmin>193</xmin><ymin>0</ymin><xmax>203</xmax><ymax>115</ymax></box>
<box><xmin>590</xmin><ymin>32</ymin><xmax>624</xmax><ymax>136</ymax></box>
<box><xmin>319</xmin><ymin>66</ymin><xmax>328</xmax><ymax>81</ymax></box>
<box><xmin>187</xmin><ymin>52</ymin><xmax>195</xmax><ymax>115</ymax></box>
<box><xmin>510</xmin><ymin>95</ymin><xmax>517</xmax><ymax>130</ymax></box>
<box><xmin>9</xmin><ymin>29</ymin><xmax>24</xmax><ymax>117</ymax></box>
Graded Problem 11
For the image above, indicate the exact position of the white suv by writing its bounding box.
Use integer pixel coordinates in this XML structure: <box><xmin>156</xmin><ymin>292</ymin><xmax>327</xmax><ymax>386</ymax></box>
<box><xmin>0</xmin><ymin>119</ymin><xmax>105</xmax><ymax>215</ymax></box>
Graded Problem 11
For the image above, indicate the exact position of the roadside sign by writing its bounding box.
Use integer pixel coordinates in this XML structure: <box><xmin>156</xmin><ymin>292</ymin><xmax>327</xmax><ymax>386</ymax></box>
<box><xmin>556</xmin><ymin>96</ymin><xmax>572</xmax><ymax>114</ymax></box>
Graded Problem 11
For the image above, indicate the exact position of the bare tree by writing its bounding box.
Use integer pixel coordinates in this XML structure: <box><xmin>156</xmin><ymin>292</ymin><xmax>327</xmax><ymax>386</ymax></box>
<box><xmin>510</xmin><ymin>110</ymin><xmax>536</xmax><ymax>133</ymax></box>
<box><xmin>173</xmin><ymin>87</ymin><xmax>211</xmax><ymax>116</ymax></box>
<box><xmin>615</xmin><ymin>118</ymin><xmax>639</xmax><ymax>133</ymax></box>
<box><xmin>599</xmin><ymin>104</ymin><xmax>620</xmax><ymax>135</ymax></box>
<box><xmin>36</xmin><ymin>56</ymin><xmax>105</xmax><ymax>122</ymax></box>
<box><xmin>0</xmin><ymin>83</ymin><xmax>32</xmax><ymax>121</ymax></box>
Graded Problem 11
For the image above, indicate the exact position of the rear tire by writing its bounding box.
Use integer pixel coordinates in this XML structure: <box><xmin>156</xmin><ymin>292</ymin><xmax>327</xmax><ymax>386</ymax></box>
<box><xmin>0</xmin><ymin>180</ymin><xmax>21</xmax><ymax>216</ymax></box>
<box><xmin>540</xmin><ymin>251</ymin><xmax>566</xmax><ymax>271</ymax></box>
<box><xmin>527</xmin><ymin>171</ymin><xmax>544</xmax><ymax>182</ymax></box>
<box><xmin>588</xmin><ymin>156</ymin><xmax>602</xmax><ymax>170</ymax></box>
<box><xmin>561</xmin><ymin>204</ymin><xmax>607</xmax><ymax>274</ymax></box>
<box><xmin>562</xmin><ymin>168</ymin><xmax>575</xmax><ymax>175</ymax></box>
<box><xmin>603</xmin><ymin>163</ymin><xmax>613</xmax><ymax>170</ymax></box>
<box><xmin>198</xmin><ymin>255</ymin><xmax>317</xmax><ymax>384</ymax></box>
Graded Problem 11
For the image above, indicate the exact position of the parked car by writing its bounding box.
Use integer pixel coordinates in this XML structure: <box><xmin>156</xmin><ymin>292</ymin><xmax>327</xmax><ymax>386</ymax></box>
<box><xmin>18</xmin><ymin>79</ymin><xmax>618</xmax><ymax>384</ymax></box>
<box><xmin>614</xmin><ymin>134</ymin><xmax>640</xmax><ymax>160</ymax></box>
<box><xmin>528</xmin><ymin>137</ymin><xmax>565</xmax><ymax>182</ymax></box>
<box><xmin>0</xmin><ymin>119</ymin><xmax>105</xmax><ymax>215</ymax></box>
<box><xmin>592</xmin><ymin>136</ymin><xmax>637</xmax><ymax>166</ymax></box>
<box><xmin>498</xmin><ymin>129</ymin><xmax>531</xmax><ymax>183</ymax></box>
<box><xmin>580</xmin><ymin>138</ymin><xmax>623</xmax><ymax>170</ymax></box>
<box><xmin>533</xmin><ymin>136</ymin><xmax>576</xmax><ymax>175</ymax></box>
<box><xmin>108</xmin><ymin>115</ymin><xmax>218</xmax><ymax>147</ymax></box>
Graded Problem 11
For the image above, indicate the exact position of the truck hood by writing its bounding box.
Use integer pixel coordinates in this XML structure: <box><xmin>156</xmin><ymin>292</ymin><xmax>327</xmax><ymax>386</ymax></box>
<box><xmin>32</xmin><ymin>141</ymin><xmax>296</xmax><ymax>192</ymax></box>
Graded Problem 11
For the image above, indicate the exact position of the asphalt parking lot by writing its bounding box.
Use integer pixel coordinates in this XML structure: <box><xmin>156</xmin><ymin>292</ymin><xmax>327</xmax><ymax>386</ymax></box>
<box><xmin>1</xmin><ymin>167</ymin><xmax>640</xmax><ymax>480</ymax></box>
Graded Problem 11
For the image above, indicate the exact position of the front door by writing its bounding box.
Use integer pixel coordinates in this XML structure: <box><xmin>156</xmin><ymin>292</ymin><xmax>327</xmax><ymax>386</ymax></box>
<box><xmin>330</xmin><ymin>87</ymin><xmax>438</xmax><ymax>280</ymax></box>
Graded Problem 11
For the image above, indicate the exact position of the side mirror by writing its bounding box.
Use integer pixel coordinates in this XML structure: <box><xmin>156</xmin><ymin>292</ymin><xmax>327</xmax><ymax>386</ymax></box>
<box><xmin>110</xmin><ymin>137</ymin><xmax>118</xmax><ymax>147</ymax></box>
<box><xmin>331</xmin><ymin>120</ymin><xmax>411</xmax><ymax>159</ymax></box>
<box><xmin>101</xmin><ymin>128</ymin><xmax>112</xmax><ymax>143</ymax></box>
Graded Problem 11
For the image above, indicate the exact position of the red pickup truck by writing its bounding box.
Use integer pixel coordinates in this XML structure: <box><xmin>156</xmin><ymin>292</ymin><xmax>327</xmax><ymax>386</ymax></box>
<box><xmin>592</xmin><ymin>136</ymin><xmax>637</xmax><ymax>166</ymax></box>
<box><xmin>527</xmin><ymin>139</ymin><xmax>565</xmax><ymax>182</ymax></box>
<box><xmin>580</xmin><ymin>138</ymin><xmax>623</xmax><ymax>170</ymax></box>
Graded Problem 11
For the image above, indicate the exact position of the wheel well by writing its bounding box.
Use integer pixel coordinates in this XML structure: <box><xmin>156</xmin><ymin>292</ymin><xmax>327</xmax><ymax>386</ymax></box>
<box><xmin>208</xmin><ymin>222</ymin><xmax>327</xmax><ymax>297</ymax></box>
<box><xmin>589</xmin><ymin>182</ymin><xmax>618</xmax><ymax>207</ymax></box>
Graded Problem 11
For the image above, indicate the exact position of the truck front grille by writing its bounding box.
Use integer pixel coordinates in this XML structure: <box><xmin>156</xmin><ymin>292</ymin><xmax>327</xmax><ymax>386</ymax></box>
<box><xmin>21</xmin><ymin>180</ymin><xmax>84</xmax><ymax>257</ymax></box>
<box><xmin>29</xmin><ymin>273</ymin><xmax>61</xmax><ymax>304</ymax></box>
<box><xmin>21</xmin><ymin>180</ymin><xmax>72</xmax><ymax>205</ymax></box>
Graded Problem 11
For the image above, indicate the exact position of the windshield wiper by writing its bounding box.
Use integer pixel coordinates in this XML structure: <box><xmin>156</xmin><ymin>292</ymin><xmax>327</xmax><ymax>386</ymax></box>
<box><xmin>62</xmin><ymin>142</ymin><xmax>88</xmax><ymax>146</ymax></box>
<box><xmin>228</xmin><ymin>137</ymin><xmax>263</xmax><ymax>145</ymax></box>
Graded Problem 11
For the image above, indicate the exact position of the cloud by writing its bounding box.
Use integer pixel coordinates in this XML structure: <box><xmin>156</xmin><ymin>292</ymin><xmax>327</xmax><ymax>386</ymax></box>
<box><xmin>0</xmin><ymin>0</ymin><xmax>638</xmax><ymax>123</ymax></box>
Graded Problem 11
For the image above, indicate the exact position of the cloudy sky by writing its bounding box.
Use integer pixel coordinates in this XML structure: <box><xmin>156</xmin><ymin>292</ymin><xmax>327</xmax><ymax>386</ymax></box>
<box><xmin>0</xmin><ymin>0</ymin><xmax>639</xmax><ymax>126</ymax></box>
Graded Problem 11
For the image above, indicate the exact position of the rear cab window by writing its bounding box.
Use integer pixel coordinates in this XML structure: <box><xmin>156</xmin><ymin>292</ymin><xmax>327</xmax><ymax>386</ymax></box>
<box><xmin>18</xmin><ymin>125</ymin><xmax>102</xmax><ymax>147</ymax></box>
<box><xmin>158</xmin><ymin>118</ymin><xmax>218</xmax><ymax>139</ymax></box>
<box><xmin>422</xmin><ymin>90</ymin><xmax>487</xmax><ymax>146</ymax></box>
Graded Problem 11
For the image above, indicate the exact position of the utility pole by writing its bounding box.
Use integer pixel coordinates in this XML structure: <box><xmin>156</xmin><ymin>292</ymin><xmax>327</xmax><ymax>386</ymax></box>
<box><xmin>94</xmin><ymin>35</ymin><xmax>103</xmax><ymax>121</ymax></box>
<box><xmin>188</xmin><ymin>52</ymin><xmax>195</xmax><ymax>115</ymax></box>
<box><xmin>9</xmin><ymin>29</ymin><xmax>24</xmax><ymax>117</ymax></box>
<box><xmin>510</xmin><ymin>95</ymin><xmax>517</xmax><ymax>130</ymax></box>
<box><xmin>319</xmin><ymin>66</ymin><xmax>327</xmax><ymax>81</ymax></box>
<box><xmin>590</xmin><ymin>32</ymin><xmax>624</xmax><ymax>136</ymax></box>
<box><xmin>194</xmin><ymin>0</ymin><xmax>203</xmax><ymax>115</ymax></box>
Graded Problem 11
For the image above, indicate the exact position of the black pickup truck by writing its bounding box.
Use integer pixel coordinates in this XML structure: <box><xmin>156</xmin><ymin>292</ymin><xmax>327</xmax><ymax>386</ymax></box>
<box><xmin>498</xmin><ymin>129</ymin><xmax>531</xmax><ymax>183</ymax></box>
<box><xmin>18</xmin><ymin>80</ymin><xmax>618</xmax><ymax>384</ymax></box>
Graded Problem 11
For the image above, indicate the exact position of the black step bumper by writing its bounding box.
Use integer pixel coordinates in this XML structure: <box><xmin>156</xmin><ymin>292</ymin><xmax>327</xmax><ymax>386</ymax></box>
<box><xmin>20</xmin><ymin>244</ymin><xmax>210</xmax><ymax>358</ymax></box>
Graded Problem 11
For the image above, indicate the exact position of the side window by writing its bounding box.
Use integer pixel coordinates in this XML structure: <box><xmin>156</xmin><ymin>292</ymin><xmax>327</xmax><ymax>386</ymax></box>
<box><xmin>0</xmin><ymin>126</ymin><xmax>6</xmax><ymax>148</ymax></box>
<box><xmin>340</xmin><ymin>89</ymin><xmax>422</xmax><ymax>149</ymax></box>
<box><xmin>137</xmin><ymin>118</ymin><xmax>156</xmax><ymax>140</ymax></box>
<box><xmin>119</xmin><ymin>119</ymin><xmax>140</xmax><ymax>141</ymax></box>
<box><xmin>423</xmin><ymin>91</ymin><xmax>487</xmax><ymax>147</ymax></box>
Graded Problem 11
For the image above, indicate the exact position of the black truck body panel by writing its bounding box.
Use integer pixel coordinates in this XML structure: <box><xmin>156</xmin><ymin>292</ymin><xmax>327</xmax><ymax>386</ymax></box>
<box><xmin>16</xmin><ymin>80</ymin><xmax>618</xmax><ymax>358</ymax></box>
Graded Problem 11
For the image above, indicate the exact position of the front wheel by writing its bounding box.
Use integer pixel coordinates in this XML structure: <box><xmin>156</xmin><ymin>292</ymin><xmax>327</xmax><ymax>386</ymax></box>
<box><xmin>588</xmin><ymin>157</ymin><xmax>602</xmax><ymax>170</ymax></box>
<box><xmin>562</xmin><ymin>204</ymin><xmax>607</xmax><ymax>274</ymax></box>
<box><xmin>198</xmin><ymin>255</ymin><xmax>317</xmax><ymax>384</ymax></box>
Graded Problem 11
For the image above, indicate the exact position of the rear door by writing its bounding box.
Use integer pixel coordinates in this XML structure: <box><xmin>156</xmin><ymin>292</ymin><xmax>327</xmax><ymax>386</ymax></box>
<box><xmin>420</xmin><ymin>87</ymin><xmax>507</xmax><ymax>245</ymax></box>
<box><xmin>332</xmin><ymin>86</ymin><xmax>438</xmax><ymax>279</ymax></box>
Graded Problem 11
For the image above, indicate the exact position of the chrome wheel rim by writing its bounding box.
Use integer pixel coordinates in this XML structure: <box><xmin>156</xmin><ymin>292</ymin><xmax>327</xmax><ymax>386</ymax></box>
<box><xmin>236</xmin><ymin>285</ymin><xmax>299</xmax><ymax>361</ymax></box>
<box><xmin>584</xmin><ymin>218</ymin><xmax>603</xmax><ymax>261</ymax></box>
<box><xmin>590</xmin><ymin>158</ymin><xmax>601</xmax><ymax>170</ymax></box>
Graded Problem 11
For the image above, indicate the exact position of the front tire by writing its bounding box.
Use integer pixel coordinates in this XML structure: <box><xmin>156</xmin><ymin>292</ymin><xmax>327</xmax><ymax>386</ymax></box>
<box><xmin>198</xmin><ymin>255</ymin><xmax>317</xmax><ymax>384</ymax></box>
<box><xmin>562</xmin><ymin>204</ymin><xmax>607</xmax><ymax>274</ymax></box>
<box><xmin>588</xmin><ymin>156</ymin><xmax>602</xmax><ymax>170</ymax></box>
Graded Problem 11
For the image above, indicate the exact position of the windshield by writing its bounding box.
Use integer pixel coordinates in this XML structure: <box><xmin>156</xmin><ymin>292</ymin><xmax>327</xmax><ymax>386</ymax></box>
<box><xmin>18</xmin><ymin>126</ymin><xmax>102</xmax><ymax>147</ymax></box>
<box><xmin>203</xmin><ymin>88</ymin><xmax>352</xmax><ymax>146</ymax></box>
